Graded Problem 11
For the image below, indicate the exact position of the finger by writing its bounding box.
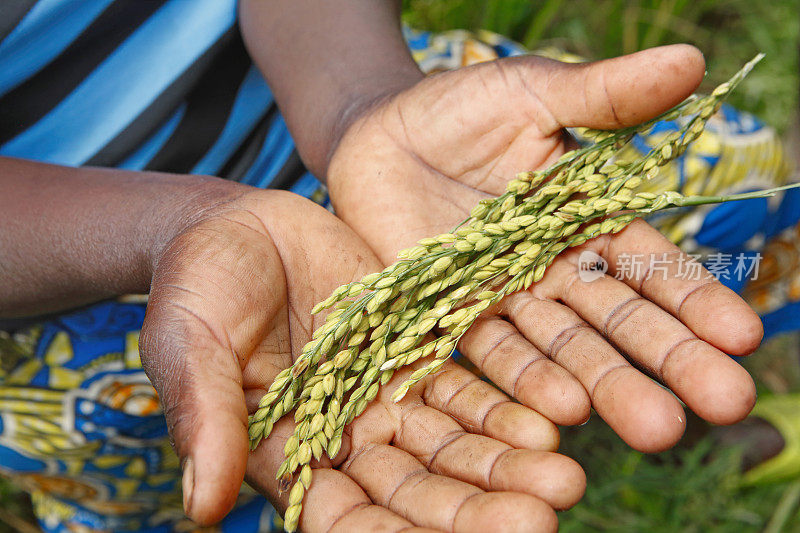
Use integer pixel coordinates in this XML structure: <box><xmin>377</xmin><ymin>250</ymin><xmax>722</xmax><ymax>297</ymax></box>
<box><xmin>342</xmin><ymin>443</ymin><xmax>558</xmax><ymax>532</ymax></box>
<box><xmin>139</xmin><ymin>219</ymin><xmax>292</xmax><ymax>525</ymax></box>
<box><xmin>500</xmin><ymin>292</ymin><xmax>686</xmax><ymax>453</ymax></box>
<box><xmin>246</xmin><ymin>417</ymin><xmax>425</xmax><ymax>533</ymax></box>
<box><xmin>508</xmin><ymin>44</ymin><xmax>706</xmax><ymax>132</ymax></box>
<box><xmin>603</xmin><ymin>219</ymin><xmax>763</xmax><ymax>355</ymax></box>
<box><xmin>420</xmin><ymin>359</ymin><xmax>561</xmax><ymax>451</ymax></box>
<box><xmin>328</xmin><ymin>506</ymin><xmax>441</xmax><ymax>533</ymax></box>
<box><xmin>381</xmin><ymin>399</ymin><xmax>585</xmax><ymax>511</ymax></box>
<box><xmin>544</xmin><ymin>249</ymin><xmax>756</xmax><ymax>425</ymax></box>
<box><xmin>458</xmin><ymin>317</ymin><xmax>591</xmax><ymax>426</ymax></box>
<box><xmin>140</xmin><ymin>313</ymin><xmax>248</xmax><ymax>525</ymax></box>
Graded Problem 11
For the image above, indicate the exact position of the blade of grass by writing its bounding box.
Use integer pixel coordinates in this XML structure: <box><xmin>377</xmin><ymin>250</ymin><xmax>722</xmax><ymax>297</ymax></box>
<box><xmin>764</xmin><ymin>481</ymin><xmax>800</xmax><ymax>533</ymax></box>
<box><xmin>0</xmin><ymin>507</ymin><xmax>39</xmax><ymax>533</ymax></box>
<box><xmin>622</xmin><ymin>2</ymin><xmax>640</xmax><ymax>55</ymax></box>
<box><xmin>642</xmin><ymin>0</ymin><xmax>679</xmax><ymax>49</ymax></box>
<box><xmin>521</xmin><ymin>0</ymin><xmax>563</xmax><ymax>48</ymax></box>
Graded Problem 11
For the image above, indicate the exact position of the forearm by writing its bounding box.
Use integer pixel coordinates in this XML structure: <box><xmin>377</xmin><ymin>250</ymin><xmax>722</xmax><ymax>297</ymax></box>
<box><xmin>238</xmin><ymin>0</ymin><xmax>424</xmax><ymax>178</ymax></box>
<box><xmin>0</xmin><ymin>157</ymin><xmax>238</xmax><ymax>318</ymax></box>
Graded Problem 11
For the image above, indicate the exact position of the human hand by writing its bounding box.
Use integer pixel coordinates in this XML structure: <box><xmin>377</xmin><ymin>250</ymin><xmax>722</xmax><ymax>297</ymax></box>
<box><xmin>139</xmin><ymin>187</ymin><xmax>585</xmax><ymax>530</ymax></box>
<box><xmin>328</xmin><ymin>45</ymin><xmax>762</xmax><ymax>453</ymax></box>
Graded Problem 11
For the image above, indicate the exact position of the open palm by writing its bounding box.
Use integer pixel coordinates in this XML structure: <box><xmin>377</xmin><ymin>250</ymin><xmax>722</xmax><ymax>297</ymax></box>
<box><xmin>139</xmin><ymin>188</ymin><xmax>584</xmax><ymax>531</ymax></box>
<box><xmin>328</xmin><ymin>45</ymin><xmax>762</xmax><ymax>453</ymax></box>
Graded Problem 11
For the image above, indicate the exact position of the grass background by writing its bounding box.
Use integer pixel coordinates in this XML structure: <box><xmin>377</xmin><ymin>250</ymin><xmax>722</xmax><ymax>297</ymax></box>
<box><xmin>403</xmin><ymin>0</ymin><xmax>799</xmax><ymax>133</ymax></box>
<box><xmin>2</xmin><ymin>1</ymin><xmax>799</xmax><ymax>531</ymax></box>
<box><xmin>554</xmin><ymin>335</ymin><xmax>800</xmax><ymax>532</ymax></box>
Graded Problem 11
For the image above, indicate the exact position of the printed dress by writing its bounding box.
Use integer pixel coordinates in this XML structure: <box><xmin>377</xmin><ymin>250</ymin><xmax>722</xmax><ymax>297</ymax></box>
<box><xmin>0</xmin><ymin>5</ymin><xmax>797</xmax><ymax>531</ymax></box>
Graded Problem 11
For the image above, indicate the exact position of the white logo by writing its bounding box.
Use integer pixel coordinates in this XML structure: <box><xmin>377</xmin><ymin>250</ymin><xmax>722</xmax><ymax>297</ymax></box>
<box><xmin>578</xmin><ymin>250</ymin><xmax>608</xmax><ymax>282</ymax></box>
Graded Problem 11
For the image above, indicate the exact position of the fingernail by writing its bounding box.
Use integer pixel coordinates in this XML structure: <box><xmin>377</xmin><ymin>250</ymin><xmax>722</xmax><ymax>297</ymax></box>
<box><xmin>182</xmin><ymin>457</ymin><xmax>195</xmax><ymax>517</ymax></box>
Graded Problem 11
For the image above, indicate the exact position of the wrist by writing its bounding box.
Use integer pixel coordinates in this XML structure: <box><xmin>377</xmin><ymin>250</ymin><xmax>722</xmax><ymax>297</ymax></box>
<box><xmin>291</xmin><ymin>63</ymin><xmax>424</xmax><ymax>180</ymax></box>
<box><xmin>238</xmin><ymin>0</ymin><xmax>425</xmax><ymax>179</ymax></box>
<box><xmin>320</xmin><ymin>66</ymin><xmax>425</xmax><ymax>178</ymax></box>
<box><xmin>143</xmin><ymin>175</ymin><xmax>249</xmax><ymax>283</ymax></box>
<box><xmin>0</xmin><ymin>157</ymin><xmax>251</xmax><ymax>318</ymax></box>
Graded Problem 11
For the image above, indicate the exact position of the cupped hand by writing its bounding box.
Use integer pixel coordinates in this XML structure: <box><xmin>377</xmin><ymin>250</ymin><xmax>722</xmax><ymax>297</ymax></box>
<box><xmin>139</xmin><ymin>187</ymin><xmax>584</xmax><ymax>531</ymax></box>
<box><xmin>327</xmin><ymin>45</ymin><xmax>762</xmax><ymax>453</ymax></box>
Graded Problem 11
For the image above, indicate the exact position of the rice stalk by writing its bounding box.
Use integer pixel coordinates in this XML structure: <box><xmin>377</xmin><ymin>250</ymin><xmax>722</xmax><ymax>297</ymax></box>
<box><xmin>249</xmin><ymin>54</ymin><xmax>792</xmax><ymax>533</ymax></box>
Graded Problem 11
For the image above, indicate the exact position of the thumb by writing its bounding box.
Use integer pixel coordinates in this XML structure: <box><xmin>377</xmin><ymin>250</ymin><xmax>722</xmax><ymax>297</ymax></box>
<box><xmin>510</xmin><ymin>44</ymin><xmax>706</xmax><ymax>133</ymax></box>
<box><xmin>139</xmin><ymin>302</ymin><xmax>249</xmax><ymax>526</ymax></box>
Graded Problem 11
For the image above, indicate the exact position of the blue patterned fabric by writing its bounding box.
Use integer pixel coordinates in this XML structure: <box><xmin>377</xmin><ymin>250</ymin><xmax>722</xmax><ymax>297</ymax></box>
<box><xmin>1</xmin><ymin>21</ymin><xmax>799</xmax><ymax>533</ymax></box>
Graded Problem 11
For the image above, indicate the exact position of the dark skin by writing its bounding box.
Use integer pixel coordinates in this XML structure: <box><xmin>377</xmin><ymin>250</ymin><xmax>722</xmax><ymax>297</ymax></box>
<box><xmin>244</xmin><ymin>2</ymin><xmax>759</xmax><ymax>450</ymax></box>
<box><xmin>0</xmin><ymin>162</ymin><xmax>583</xmax><ymax>531</ymax></box>
<box><xmin>0</xmin><ymin>1</ymin><xmax>762</xmax><ymax>530</ymax></box>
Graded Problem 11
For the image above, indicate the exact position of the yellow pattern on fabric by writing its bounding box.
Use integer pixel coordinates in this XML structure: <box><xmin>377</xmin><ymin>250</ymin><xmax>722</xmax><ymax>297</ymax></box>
<box><xmin>125</xmin><ymin>331</ymin><xmax>142</xmax><ymax>369</ymax></box>
<box><xmin>0</xmin><ymin>323</ymin><xmax>185</xmax><ymax>530</ymax></box>
<box><xmin>44</xmin><ymin>332</ymin><xmax>73</xmax><ymax>367</ymax></box>
<box><xmin>1</xmin><ymin>26</ymin><xmax>798</xmax><ymax>532</ymax></box>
